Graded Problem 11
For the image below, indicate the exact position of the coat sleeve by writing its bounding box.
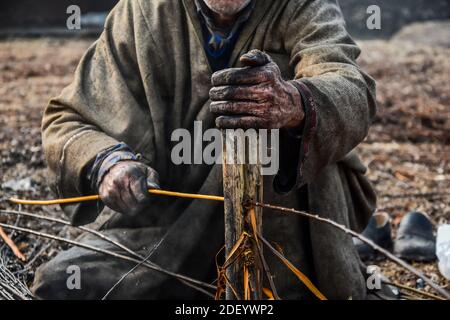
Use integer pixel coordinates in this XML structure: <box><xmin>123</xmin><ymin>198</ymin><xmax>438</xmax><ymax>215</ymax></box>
<box><xmin>41</xmin><ymin>0</ymin><xmax>155</xmax><ymax>225</ymax></box>
<box><xmin>274</xmin><ymin>0</ymin><xmax>377</xmax><ymax>192</ymax></box>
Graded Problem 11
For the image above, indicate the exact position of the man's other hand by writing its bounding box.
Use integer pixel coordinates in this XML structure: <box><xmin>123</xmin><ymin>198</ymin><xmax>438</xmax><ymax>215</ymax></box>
<box><xmin>210</xmin><ymin>49</ymin><xmax>304</xmax><ymax>129</ymax></box>
<box><xmin>98</xmin><ymin>161</ymin><xmax>160</xmax><ymax>216</ymax></box>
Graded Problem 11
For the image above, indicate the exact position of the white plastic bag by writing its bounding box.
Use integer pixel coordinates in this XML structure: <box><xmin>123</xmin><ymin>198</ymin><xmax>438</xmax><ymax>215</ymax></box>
<box><xmin>436</xmin><ymin>224</ymin><xmax>450</xmax><ymax>280</ymax></box>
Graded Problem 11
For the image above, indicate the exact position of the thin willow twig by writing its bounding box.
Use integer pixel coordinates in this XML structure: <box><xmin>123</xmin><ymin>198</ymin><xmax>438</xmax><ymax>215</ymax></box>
<box><xmin>401</xmin><ymin>292</ymin><xmax>425</xmax><ymax>300</ymax></box>
<box><xmin>0</xmin><ymin>209</ymin><xmax>145</xmax><ymax>261</ymax></box>
<box><xmin>257</xmin><ymin>233</ymin><xmax>327</xmax><ymax>300</ymax></box>
<box><xmin>0</xmin><ymin>280</ymin><xmax>30</xmax><ymax>300</ymax></box>
<box><xmin>222</xmin><ymin>273</ymin><xmax>242</xmax><ymax>300</ymax></box>
<box><xmin>24</xmin><ymin>241</ymin><xmax>53</xmax><ymax>269</ymax></box>
<box><xmin>379</xmin><ymin>191</ymin><xmax>450</xmax><ymax>199</ymax></box>
<box><xmin>0</xmin><ymin>254</ymin><xmax>33</xmax><ymax>300</ymax></box>
<box><xmin>0</xmin><ymin>286</ymin><xmax>13</xmax><ymax>300</ymax></box>
<box><xmin>8</xmin><ymin>188</ymin><xmax>224</xmax><ymax>206</ymax></box>
<box><xmin>251</xmin><ymin>235</ymin><xmax>280</xmax><ymax>300</ymax></box>
<box><xmin>101</xmin><ymin>236</ymin><xmax>166</xmax><ymax>300</ymax></box>
<box><xmin>385</xmin><ymin>281</ymin><xmax>445</xmax><ymax>301</ymax></box>
<box><xmin>253</xmin><ymin>201</ymin><xmax>450</xmax><ymax>300</ymax></box>
<box><xmin>0</xmin><ymin>226</ymin><xmax>26</xmax><ymax>261</ymax></box>
<box><xmin>248</xmin><ymin>209</ymin><xmax>280</xmax><ymax>300</ymax></box>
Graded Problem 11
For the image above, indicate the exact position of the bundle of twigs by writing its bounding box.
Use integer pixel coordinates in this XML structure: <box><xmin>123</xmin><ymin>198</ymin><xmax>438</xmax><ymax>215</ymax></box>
<box><xmin>0</xmin><ymin>248</ymin><xmax>33</xmax><ymax>300</ymax></box>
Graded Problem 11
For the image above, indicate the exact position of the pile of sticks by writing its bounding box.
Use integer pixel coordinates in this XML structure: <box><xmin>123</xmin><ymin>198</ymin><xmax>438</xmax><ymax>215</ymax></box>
<box><xmin>0</xmin><ymin>243</ymin><xmax>33</xmax><ymax>300</ymax></box>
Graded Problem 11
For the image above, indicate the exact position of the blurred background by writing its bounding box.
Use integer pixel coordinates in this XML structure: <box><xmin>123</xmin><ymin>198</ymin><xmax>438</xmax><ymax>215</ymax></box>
<box><xmin>0</xmin><ymin>0</ymin><xmax>449</xmax><ymax>38</ymax></box>
<box><xmin>0</xmin><ymin>0</ymin><xmax>448</xmax><ymax>299</ymax></box>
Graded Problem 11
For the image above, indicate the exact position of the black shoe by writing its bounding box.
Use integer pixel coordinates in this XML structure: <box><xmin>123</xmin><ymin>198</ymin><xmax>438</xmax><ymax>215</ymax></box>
<box><xmin>354</xmin><ymin>212</ymin><xmax>393</xmax><ymax>261</ymax></box>
<box><xmin>394</xmin><ymin>211</ymin><xmax>436</xmax><ymax>262</ymax></box>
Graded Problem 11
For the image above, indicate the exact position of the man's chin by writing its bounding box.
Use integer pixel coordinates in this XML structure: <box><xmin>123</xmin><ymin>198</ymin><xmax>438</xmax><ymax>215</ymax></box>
<box><xmin>203</xmin><ymin>0</ymin><xmax>251</xmax><ymax>16</ymax></box>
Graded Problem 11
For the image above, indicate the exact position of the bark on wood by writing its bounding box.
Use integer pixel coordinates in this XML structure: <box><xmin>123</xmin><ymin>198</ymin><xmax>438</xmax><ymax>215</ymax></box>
<box><xmin>222</xmin><ymin>130</ymin><xmax>263</xmax><ymax>300</ymax></box>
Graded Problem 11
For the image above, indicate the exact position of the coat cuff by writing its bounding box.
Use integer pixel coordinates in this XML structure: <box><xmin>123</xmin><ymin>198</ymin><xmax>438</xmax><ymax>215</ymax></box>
<box><xmin>87</xmin><ymin>142</ymin><xmax>139</xmax><ymax>192</ymax></box>
<box><xmin>273</xmin><ymin>80</ymin><xmax>318</xmax><ymax>194</ymax></box>
<box><xmin>57</xmin><ymin>130</ymin><xmax>119</xmax><ymax>225</ymax></box>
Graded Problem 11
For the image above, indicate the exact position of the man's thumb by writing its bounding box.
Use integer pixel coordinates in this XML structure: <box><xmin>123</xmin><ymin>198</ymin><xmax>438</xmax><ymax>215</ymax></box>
<box><xmin>146</xmin><ymin>168</ymin><xmax>160</xmax><ymax>190</ymax></box>
<box><xmin>240</xmin><ymin>49</ymin><xmax>272</xmax><ymax>67</ymax></box>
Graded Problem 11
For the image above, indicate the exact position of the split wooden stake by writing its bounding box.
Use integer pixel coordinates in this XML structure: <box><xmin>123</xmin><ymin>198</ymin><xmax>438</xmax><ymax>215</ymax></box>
<box><xmin>222</xmin><ymin>130</ymin><xmax>263</xmax><ymax>300</ymax></box>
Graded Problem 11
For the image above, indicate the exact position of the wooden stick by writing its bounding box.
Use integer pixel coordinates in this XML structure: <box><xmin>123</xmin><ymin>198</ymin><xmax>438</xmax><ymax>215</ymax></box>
<box><xmin>222</xmin><ymin>130</ymin><xmax>263</xmax><ymax>300</ymax></box>
<box><xmin>0</xmin><ymin>226</ymin><xmax>26</xmax><ymax>261</ymax></box>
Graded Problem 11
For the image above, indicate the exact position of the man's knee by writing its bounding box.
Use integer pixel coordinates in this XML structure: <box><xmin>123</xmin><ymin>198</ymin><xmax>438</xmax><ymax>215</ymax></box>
<box><xmin>32</xmin><ymin>252</ymin><xmax>85</xmax><ymax>299</ymax></box>
<box><xmin>31</xmin><ymin>243</ymin><xmax>114</xmax><ymax>300</ymax></box>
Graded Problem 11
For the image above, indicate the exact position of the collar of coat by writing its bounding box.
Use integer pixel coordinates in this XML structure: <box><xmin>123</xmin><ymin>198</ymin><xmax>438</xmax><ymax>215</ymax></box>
<box><xmin>182</xmin><ymin>0</ymin><xmax>278</xmax><ymax>70</ymax></box>
<box><xmin>194</xmin><ymin>0</ymin><xmax>255</xmax><ymax>52</ymax></box>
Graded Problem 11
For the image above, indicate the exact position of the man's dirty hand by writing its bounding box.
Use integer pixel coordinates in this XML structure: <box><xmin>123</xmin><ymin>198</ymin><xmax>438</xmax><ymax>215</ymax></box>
<box><xmin>210</xmin><ymin>49</ymin><xmax>304</xmax><ymax>129</ymax></box>
<box><xmin>98</xmin><ymin>161</ymin><xmax>160</xmax><ymax>216</ymax></box>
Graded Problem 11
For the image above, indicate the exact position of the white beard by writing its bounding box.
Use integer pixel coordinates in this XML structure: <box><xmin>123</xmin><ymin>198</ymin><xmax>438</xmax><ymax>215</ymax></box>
<box><xmin>203</xmin><ymin>0</ymin><xmax>252</xmax><ymax>16</ymax></box>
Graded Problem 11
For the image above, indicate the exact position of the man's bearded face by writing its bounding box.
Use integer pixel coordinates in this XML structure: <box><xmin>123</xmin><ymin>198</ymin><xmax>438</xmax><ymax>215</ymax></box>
<box><xmin>203</xmin><ymin>0</ymin><xmax>251</xmax><ymax>16</ymax></box>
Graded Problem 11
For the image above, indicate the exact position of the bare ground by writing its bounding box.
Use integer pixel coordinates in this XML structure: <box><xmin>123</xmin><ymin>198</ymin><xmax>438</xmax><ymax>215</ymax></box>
<box><xmin>0</xmin><ymin>36</ymin><xmax>448</xmax><ymax>297</ymax></box>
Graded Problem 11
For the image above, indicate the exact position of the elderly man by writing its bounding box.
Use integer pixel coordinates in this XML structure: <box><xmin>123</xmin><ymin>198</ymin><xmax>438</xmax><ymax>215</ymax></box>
<box><xmin>34</xmin><ymin>0</ymin><xmax>377</xmax><ymax>299</ymax></box>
